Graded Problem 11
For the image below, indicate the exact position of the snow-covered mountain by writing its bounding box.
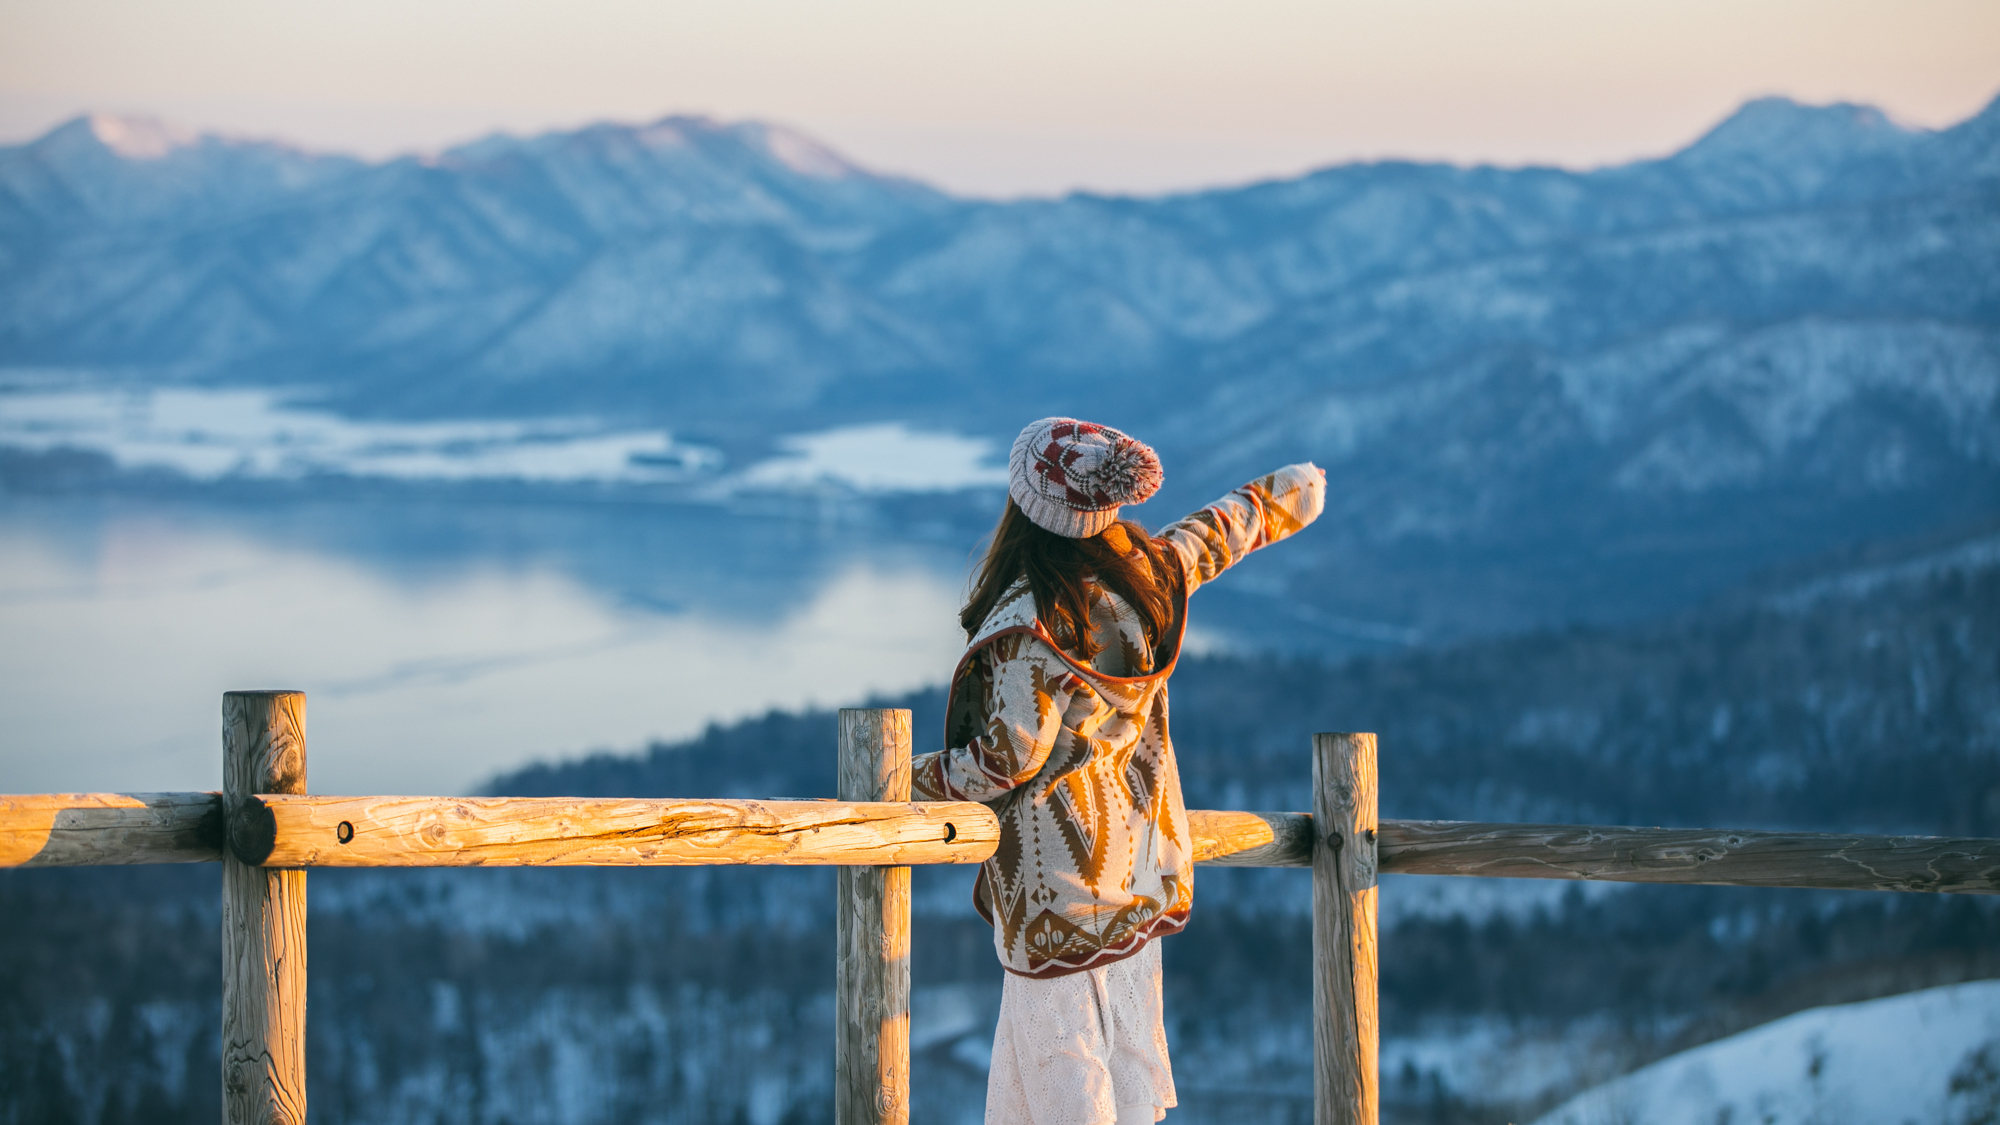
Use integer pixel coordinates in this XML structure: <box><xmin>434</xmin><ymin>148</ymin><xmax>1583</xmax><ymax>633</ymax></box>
<box><xmin>3</xmin><ymin>96</ymin><xmax>1997</xmax><ymax>646</ymax></box>
<box><xmin>1532</xmin><ymin>980</ymin><xmax>2000</xmax><ymax>1125</ymax></box>
<box><xmin>0</xmin><ymin>115</ymin><xmax>364</xmax><ymax>234</ymax></box>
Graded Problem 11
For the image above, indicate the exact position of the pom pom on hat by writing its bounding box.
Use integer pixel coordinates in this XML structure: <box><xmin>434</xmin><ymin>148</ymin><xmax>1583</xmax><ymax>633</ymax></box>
<box><xmin>1008</xmin><ymin>417</ymin><xmax>1163</xmax><ymax>538</ymax></box>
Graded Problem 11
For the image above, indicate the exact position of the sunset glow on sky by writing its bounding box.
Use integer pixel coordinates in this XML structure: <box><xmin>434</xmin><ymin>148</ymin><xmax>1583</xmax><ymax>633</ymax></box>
<box><xmin>2</xmin><ymin>0</ymin><xmax>1997</xmax><ymax>196</ymax></box>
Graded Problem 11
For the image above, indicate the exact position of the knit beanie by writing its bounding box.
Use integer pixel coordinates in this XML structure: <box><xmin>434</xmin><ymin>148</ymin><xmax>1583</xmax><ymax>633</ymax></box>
<box><xmin>1008</xmin><ymin>417</ymin><xmax>1164</xmax><ymax>538</ymax></box>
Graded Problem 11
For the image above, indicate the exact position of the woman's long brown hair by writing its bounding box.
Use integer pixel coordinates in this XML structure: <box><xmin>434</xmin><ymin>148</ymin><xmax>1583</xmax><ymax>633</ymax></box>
<box><xmin>961</xmin><ymin>500</ymin><xmax>1182</xmax><ymax>659</ymax></box>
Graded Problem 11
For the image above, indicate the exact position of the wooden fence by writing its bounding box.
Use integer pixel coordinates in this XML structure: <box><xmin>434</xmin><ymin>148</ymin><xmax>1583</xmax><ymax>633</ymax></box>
<box><xmin>4</xmin><ymin>689</ymin><xmax>1998</xmax><ymax>1125</ymax></box>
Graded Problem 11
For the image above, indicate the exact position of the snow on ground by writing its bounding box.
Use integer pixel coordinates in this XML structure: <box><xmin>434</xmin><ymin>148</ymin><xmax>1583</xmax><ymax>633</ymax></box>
<box><xmin>1383</xmin><ymin>1014</ymin><xmax>1661</xmax><ymax>1112</ymax></box>
<box><xmin>1532</xmin><ymin>979</ymin><xmax>2000</xmax><ymax>1125</ymax></box>
<box><xmin>1375</xmin><ymin>873</ymin><xmax>1627</xmax><ymax>927</ymax></box>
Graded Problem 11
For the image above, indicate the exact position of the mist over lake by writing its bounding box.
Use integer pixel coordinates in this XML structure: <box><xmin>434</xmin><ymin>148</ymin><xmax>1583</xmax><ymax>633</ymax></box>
<box><xmin>0</xmin><ymin>493</ymin><xmax>974</xmax><ymax>795</ymax></box>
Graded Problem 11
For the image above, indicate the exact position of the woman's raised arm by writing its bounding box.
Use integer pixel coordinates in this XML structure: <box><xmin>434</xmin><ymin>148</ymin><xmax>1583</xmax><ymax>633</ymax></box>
<box><xmin>1156</xmin><ymin>462</ymin><xmax>1325</xmax><ymax>596</ymax></box>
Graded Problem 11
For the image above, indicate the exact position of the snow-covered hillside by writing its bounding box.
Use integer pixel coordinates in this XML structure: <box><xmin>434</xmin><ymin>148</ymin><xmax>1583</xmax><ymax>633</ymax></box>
<box><xmin>1533</xmin><ymin>980</ymin><xmax>2000</xmax><ymax>1125</ymax></box>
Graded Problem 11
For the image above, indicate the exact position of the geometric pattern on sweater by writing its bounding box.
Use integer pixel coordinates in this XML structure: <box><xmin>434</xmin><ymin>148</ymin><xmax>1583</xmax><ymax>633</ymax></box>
<box><xmin>913</xmin><ymin>463</ymin><xmax>1325</xmax><ymax>977</ymax></box>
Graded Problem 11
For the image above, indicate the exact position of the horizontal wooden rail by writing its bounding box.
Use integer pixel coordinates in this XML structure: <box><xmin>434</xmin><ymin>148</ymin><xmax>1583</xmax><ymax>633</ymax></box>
<box><xmin>6</xmin><ymin>796</ymin><xmax>1996</xmax><ymax>892</ymax></box>
<box><xmin>1189</xmin><ymin>809</ymin><xmax>1316</xmax><ymax>866</ymax></box>
<box><xmin>234</xmin><ymin>795</ymin><xmax>998</xmax><ymax>867</ymax></box>
<box><xmin>1188</xmin><ymin>812</ymin><xmax>2000</xmax><ymax>894</ymax></box>
<box><xmin>1378</xmin><ymin>820</ymin><xmax>2000</xmax><ymax>894</ymax></box>
<box><xmin>0</xmin><ymin>792</ymin><xmax>222</xmax><ymax>867</ymax></box>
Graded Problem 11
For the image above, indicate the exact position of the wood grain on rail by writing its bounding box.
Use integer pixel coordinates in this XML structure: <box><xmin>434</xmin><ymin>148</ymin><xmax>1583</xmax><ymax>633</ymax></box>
<box><xmin>8</xmin><ymin>793</ymin><xmax>1994</xmax><ymax>891</ymax></box>
<box><xmin>1189</xmin><ymin>813</ymin><xmax>2000</xmax><ymax>892</ymax></box>
<box><xmin>0</xmin><ymin>792</ymin><xmax>223</xmax><ymax>867</ymax></box>
<box><xmin>1189</xmin><ymin>809</ymin><xmax>1313</xmax><ymax>866</ymax></box>
<box><xmin>1376</xmin><ymin>820</ymin><xmax>2000</xmax><ymax>893</ymax></box>
<box><xmin>238</xmin><ymin>795</ymin><xmax>998</xmax><ymax>868</ymax></box>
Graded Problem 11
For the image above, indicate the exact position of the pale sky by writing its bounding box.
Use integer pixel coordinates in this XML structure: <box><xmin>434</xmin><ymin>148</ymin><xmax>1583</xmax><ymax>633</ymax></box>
<box><xmin>2</xmin><ymin>0</ymin><xmax>1997</xmax><ymax>197</ymax></box>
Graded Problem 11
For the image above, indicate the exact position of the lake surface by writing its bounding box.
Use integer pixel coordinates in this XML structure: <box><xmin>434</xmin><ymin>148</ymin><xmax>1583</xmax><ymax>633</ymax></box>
<box><xmin>0</xmin><ymin>380</ymin><xmax>1009</xmax><ymax>492</ymax></box>
<box><xmin>0</xmin><ymin>494</ymin><xmax>978</xmax><ymax>796</ymax></box>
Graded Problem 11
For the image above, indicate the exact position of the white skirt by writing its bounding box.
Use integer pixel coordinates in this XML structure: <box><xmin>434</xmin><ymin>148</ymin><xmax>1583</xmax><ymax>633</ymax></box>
<box><xmin>985</xmin><ymin>940</ymin><xmax>1177</xmax><ymax>1125</ymax></box>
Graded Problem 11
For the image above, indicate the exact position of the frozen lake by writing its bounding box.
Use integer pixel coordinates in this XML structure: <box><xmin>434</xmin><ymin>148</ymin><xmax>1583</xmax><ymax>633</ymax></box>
<box><xmin>0</xmin><ymin>380</ymin><xmax>1010</xmax><ymax>493</ymax></box>
<box><xmin>0</xmin><ymin>494</ymin><xmax>978</xmax><ymax>796</ymax></box>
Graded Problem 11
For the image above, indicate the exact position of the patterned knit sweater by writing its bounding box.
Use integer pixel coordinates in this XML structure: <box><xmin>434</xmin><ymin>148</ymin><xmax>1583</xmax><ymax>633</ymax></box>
<box><xmin>912</xmin><ymin>463</ymin><xmax>1325</xmax><ymax>977</ymax></box>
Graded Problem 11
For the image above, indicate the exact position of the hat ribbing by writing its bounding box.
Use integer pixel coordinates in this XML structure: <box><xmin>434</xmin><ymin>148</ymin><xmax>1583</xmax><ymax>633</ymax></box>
<box><xmin>1008</xmin><ymin>417</ymin><xmax>1163</xmax><ymax>538</ymax></box>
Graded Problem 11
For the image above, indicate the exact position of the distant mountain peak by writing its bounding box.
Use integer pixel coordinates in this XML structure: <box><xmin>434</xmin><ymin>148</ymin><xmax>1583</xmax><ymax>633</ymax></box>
<box><xmin>628</xmin><ymin>116</ymin><xmax>710</xmax><ymax>150</ymax></box>
<box><xmin>27</xmin><ymin>112</ymin><xmax>330</xmax><ymax>167</ymax></box>
<box><xmin>744</xmin><ymin>122</ymin><xmax>862</xmax><ymax>180</ymax></box>
<box><xmin>588</xmin><ymin>115</ymin><xmax>867</xmax><ymax>177</ymax></box>
<box><xmin>435</xmin><ymin>114</ymin><xmax>876</xmax><ymax>182</ymax></box>
<box><xmin>83</xmin><ymin>113</ymin><xmax>200</xmax><ymax>159</ymax></box>
<box><xmin>1678</xmin><ymin>95</ymin><xmax>1917</xmax><ymax>164</ymax></box>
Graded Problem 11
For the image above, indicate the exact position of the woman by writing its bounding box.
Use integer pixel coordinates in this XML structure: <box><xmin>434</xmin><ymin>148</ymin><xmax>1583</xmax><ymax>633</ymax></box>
<box><xmin>911</xmin><ymin>417</ymin><xmax>1325</xmax><ymax>1125</ymax></box>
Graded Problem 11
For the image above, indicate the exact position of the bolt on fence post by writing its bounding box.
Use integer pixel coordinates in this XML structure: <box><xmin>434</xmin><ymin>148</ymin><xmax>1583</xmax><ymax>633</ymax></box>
<box><xmin>222</xmin><ymin>691</ymin><xmax>308</xmax><ymax>1125</ymax></box>
<box><xmin>1313</xmin><ymin>732</ymin><xmax>1379</xmax><ymax>1125</ymax></box>
<box><xmin>836</xmin><ymin>708</ymin><xmax>913</xmax><ymax>1125</ymax></box>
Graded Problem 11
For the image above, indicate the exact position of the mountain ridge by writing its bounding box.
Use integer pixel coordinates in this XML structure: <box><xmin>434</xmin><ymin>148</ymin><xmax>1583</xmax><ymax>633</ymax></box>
<box><xmin>3</xmin><ymin>92</ymin><xmax>1997</xmax><ymax>650</ymax></box>
<box><xmin>22</xmin><ymin>90</ymin><xmax>2000</xmax><ymax>206</ymax></box>
<box><xmin>7</xmin><ymin>93</ymin><xmax>1991</xmax><ymax>414</ymax></box>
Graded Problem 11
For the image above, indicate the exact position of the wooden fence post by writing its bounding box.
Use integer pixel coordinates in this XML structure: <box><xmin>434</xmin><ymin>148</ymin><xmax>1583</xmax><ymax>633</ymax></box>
<box><xmin>836</xmin><ymin>708</ymin><xmax>913</xmax><ymax>1125</ymax></box>
<box><xmin>222</xmin><ymin>691</ymin><xmax>308</xmax><ymax>1125</ymax></box>
<box><xmin>1313</xmin><ymin>732</ymin><xmax>1378</xmax><ymax>1125</ymax></box>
